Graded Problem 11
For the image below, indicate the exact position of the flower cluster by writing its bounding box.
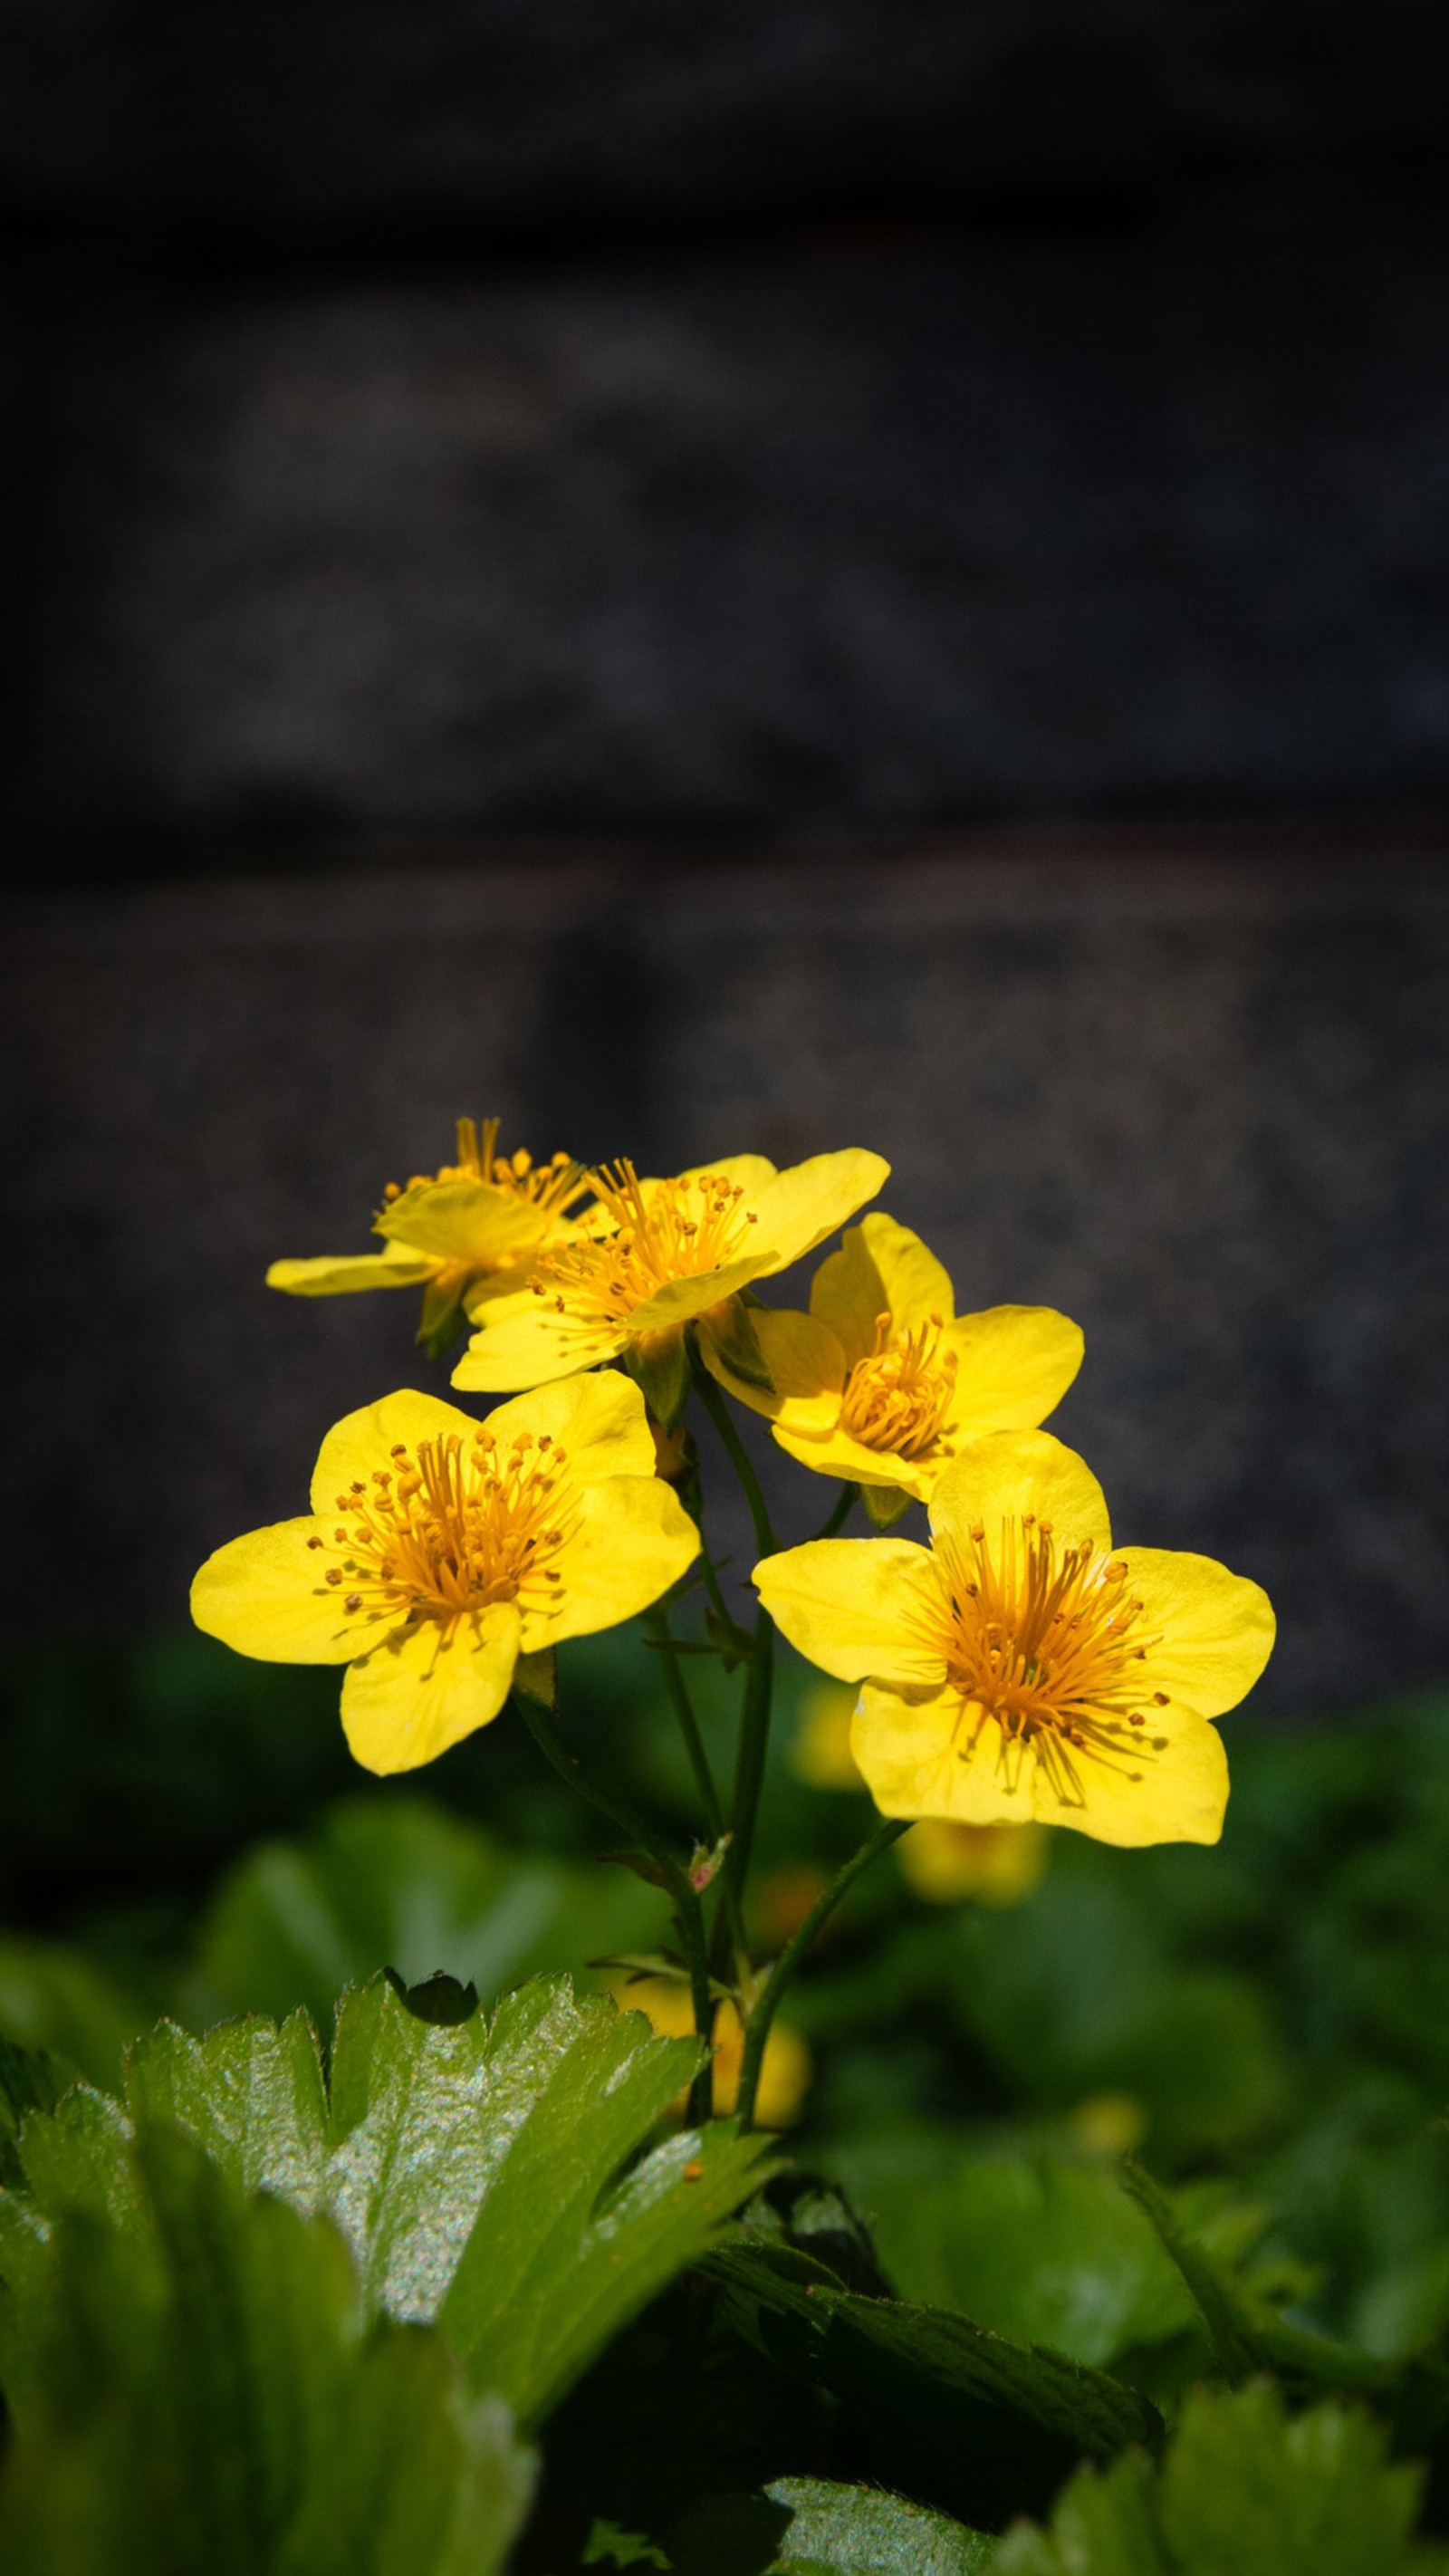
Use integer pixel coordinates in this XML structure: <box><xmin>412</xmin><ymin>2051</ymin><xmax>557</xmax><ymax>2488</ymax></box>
<box><xmin>205</xmin><ymin>1122</ymin><xmax>1271</xmax><ymax>1848</ymax></box>
<box><xmin>195</xmin><ymin>1121</ymin><xmax>1273</xmax><ymax>2127</ymax></box>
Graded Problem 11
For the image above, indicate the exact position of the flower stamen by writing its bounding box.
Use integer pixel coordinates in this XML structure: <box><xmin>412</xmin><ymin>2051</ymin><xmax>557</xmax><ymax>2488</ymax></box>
<box><xmin>381</xmin><ymin>1117</ymin><xmax>589</xmax><ymax>1217</ymax></box>
<box><xmin>528</xmin><ymin>1163</ymin><xmax>756</xmax><ymax>1326</ymax></box>
<box><xmin>935</xmin><ymin>1519</ymin><xmax>1166</xmax><ymax>1809</ymax></box>
<box><xmin>839</xmin><ymin>1309</ymin><xmax>959</xmax><ymax>1459</ymax></box>
<box><xmin>313</xmin><ymin>1428</ymin><xmax>577</xmax><ymax>1633</ymax></box>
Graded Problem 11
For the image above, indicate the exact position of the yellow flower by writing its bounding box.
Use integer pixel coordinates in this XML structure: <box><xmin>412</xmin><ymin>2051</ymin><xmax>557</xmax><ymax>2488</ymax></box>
<box><xmin>702</xmin><ymin>1212</ymin><xmax>1083</xmax><ymax>1518</ymax></box>
<box><xmin>191</xmin><ymin>1372</ymin><xmax>698</xmax><ymax>1775</ymax></box>
<box><xmin>790</xmin><ymin>1680</ymin><xmax>866</xmax><ymax>1789</ymax></box>
<box><xmin>267</xmin><ymin>1118</ymin><xmax>591</xmax><ymax>1352</ymax></box>
<box><xmin>615</xmin><ymin>1978</ymin><xmax>813</xmax><ymax>2129</ymax></box>
<box><xmin>898</xmin><ymin>1820</ymin><xmax>1047</xmax><ymax>1906</ymax></box>
<box><xmin>452</xmin><ymin>1149</ymin><xmax>889</xmax><ymax>1419</ymax></box>
<box><xmin>753</xmin><ymin>1428</ymin><xmax>1274</xmax><ymax>1850</ymax></box>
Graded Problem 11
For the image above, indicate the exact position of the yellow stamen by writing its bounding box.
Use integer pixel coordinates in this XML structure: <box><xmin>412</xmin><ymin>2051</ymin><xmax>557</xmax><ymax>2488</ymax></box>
<box><xmin>839</xmin><ymin>1310</ymin><xmax>959</xmax><ymax>1459</ymax></box>
<box><xmin>926</xmin><ymin>1519</ymin><xmax>1167</xmax><ymax>1810</ymax></box>
<box><xmin>528</xmin><ymin>1163</ymin><xmax>756</xmax><ymax>1325</ymax></box>
<box><xmin>314</xmin><ymin>1429</ymin><xmax>576</xmax><ymax>1632</ymax></box>
<box><xmin>379</xmin><ymin>1119</ymin><xmax>589</xmax><ymax>1218</ymax></box>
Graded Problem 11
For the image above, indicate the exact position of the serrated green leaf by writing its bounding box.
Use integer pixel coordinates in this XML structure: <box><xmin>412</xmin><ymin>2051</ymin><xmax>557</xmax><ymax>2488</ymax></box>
<box><xmin>0</xmin><ymin>2119</ymin><xmax>533</xmax><ymax>2576</ymax></box>
<box><xmin>0</xmin><ymin>2035</ymin><xmax>72</xmax><ymax>2190</ymax></box>
<box><xmin>12</xmin><ymin>1973</ymin><xmax>777</xmax><ymax>2431</ymax></box>
<box><xmin>191</xmin><ymin>1796</ymin><xmax>659</xmax><ymax>2033</ymax></box>
<box><xmin>711</xmin><ymin>2239</ymin><xmax>1161</xmax><ymax>2529</ymax></box>
<box><xmin>844</xmin><ymin>2150</ymin><xmax>1197</xmax><ymax>2366</ymax></box>
<box><xmin>994</xmin><ymin>2382</ymin><xmax>1449</xmax><ymax>2576</ymax></box>
<box><xmin>669</xmin><ymin>2476</ymin><xmax>994</xmax><ymax>2573</ymax></box>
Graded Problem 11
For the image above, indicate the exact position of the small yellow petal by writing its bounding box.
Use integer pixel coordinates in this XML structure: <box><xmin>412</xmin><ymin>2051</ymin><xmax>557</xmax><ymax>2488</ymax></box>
<box><xmin>852</xmin><ymin>1681</ymin><xmax>1229</xmax><ymax>1848</ymax></box>
<box><xmin>753</xmin><ymin>1538</ymin><xmax>947</xmax><ymax>1687</ymax></box>
<box><xmin>191</xmin><ymin>1518</ymin><xmax>361</xmax><ymax>1664</ymax></box>
<box><xmin>811</xmin><ymin>1215</ymin><xmax>955</xmax><ymax>1361</ymax></box>
<box><xmin>375</xmin><ymin>1179</ymin><xmax>552</xmax><ymax>1264</ymax></box>
<box><xmin>482</xmin><ymin>1369</ymin><xmax>657</xmax><ymax>1484</ymax></box>
<box><xmin>310</xmin><ymin>1389</ymin><xmax>487</xmax><ymax>1515</ymax></box>
<box><xmin>452</xmin><ymin>1296</ymin><xmax>628</xmax><ymax>1391</ymax></box>
<box><xmin>341</xmin><ymin>1604</ymin><xmax>522</xmax><ymax>1773</ymax></box>
<box><xmin>744</xmin><ymin>1149</ymin><xmax>891</xmax><ymax>1277</ymax></box>
<box><xmin>772</xmin><ymin>1419</ymin><xmax>931</xmax><ymax>1497</ymax></box>
<box><xmin>1114</xmin><ymin>1547</ymin><xmax>1276</xmax><ymax>1720</ymax></box>
<box><xmin>939</xmin><ymin>1305</ymin><xmax>1085</xmax><ymax>1441</ymax></box>
<box><xmin>266</xmin><ymin>1249</ymin><xmax>437</xmax><ymax>1296</ymax></box>
<box><xmin>532</xmin><ymin>1475</ymin><xmax>699</xmax><ymax>1648</ymax></box>
<box><xmin>929</xmin><ymin>1430</ymin><xmax>1111</xmax><ymax>1558</ymax></box>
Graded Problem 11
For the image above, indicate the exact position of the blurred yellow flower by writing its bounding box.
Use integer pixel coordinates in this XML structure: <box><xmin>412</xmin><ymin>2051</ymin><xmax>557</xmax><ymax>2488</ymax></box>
<box><xmin>616</xmin><ymin>1977</ymin><xmax>812</xmax><ymax>2129</ymax></box>
<box><xmin>898</xmin><ymin>1819</ymin><xmax>1047</xmax><ymax>1907</ymax></box>
<box><xmin>753</xmin><ymin>1428</ymin><xmax>1274</xmax><ymax>1850</ymax></box>
<box><xmin>702</xmin><ymin>1213</ymin><xmax>1082</xmax><ymax>1520</ymax></box>
<box><xmin>1070</xmin><ymin>2093</ymin><xmax>1148</xmax><ymax>2158</ymax></box>
<box><xmin>452</xmin><ymin>1149</ymin><xmax>888</xmax><ymax>1420</ymax></box>
<box><xmin>791</xmin><ymin>1681</ymin><xmax>866</xmax><ymax>1789</ymax></box>
<box><xmin>191</xmin><ymin>1372</ymin><xmax>697</xmax><ymax>1775</ymax></box>
<box><xmin>267</xmin><ymin>1117</ymin><xmax>590</xmax><ymax>1352</ymax></box>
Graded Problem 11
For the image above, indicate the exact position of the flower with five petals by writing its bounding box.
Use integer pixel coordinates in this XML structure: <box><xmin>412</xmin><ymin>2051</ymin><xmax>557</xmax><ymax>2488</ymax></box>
<box><xmin>701</xmin><ymin>1211</ymin><xmax>1083</xmax><ymax>1520</ymax></box>
<box><xmin>453</xmin><ymin>1149</ymin><xmax>889</xmax><ymax>1422</ymax></box>
<box><xmin>191</xmin><ymin>1372</ymin><xmax>697</xmax><ymax>1775</ymax></box>
<box><xmin>267</xmin><ymin>1118</ymin><xmax>591</xmax><ymax>1355</ymax></box>
<box><xmin>753</xmin><ymin>1428</ymin><xmax>1273</xmax><ymax>1849</ymax></box>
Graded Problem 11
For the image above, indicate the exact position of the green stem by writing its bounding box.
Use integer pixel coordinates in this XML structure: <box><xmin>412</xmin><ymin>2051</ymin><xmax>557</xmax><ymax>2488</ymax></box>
<box><xmin>513</xmin><ymin>1687</ymin><xmax>715</xmax><ymax>2119</ymax></box>
<box><xmin>725</xmin><ymin>1611</ymin><xmax>774</xmax><ymax>1905</ymax></box>
<box><xmin>734</xmin><ymin>1817</ymin><xmax>910</xmax><ymax>2129</ymax></box>
<box><xmin>644</xmin><ymin>1606</ymin><xmax>723</xmax><ymax>1835</ymax></box>
<box><xmin>691</xmin><ymin>1355</ymin><xmax>777</xmax><ymax>1559</ymax></box>
<box><xmin>810</xmin><ymin>1482</ymin><xmax>858</xmax><ymax>1541</ymax></box>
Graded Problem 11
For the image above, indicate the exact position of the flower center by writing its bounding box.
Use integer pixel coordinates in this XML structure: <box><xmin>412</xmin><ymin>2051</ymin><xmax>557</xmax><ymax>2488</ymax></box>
<box><xmin>382</xmin><ymin>1117</ymin><xmax>588</xmax><ymax>1218</ymax></box>
<box><xmin>530</xmin><ymin>1163</ymin><xmax>758</xmax><ymax>1325</ymax></box>
<box><xmin>311</xmin><ymin>1428</ymin><xmax>574</xmax><ymax>1628</ymax></box>
<box><xmin>839</xmin><ymin>1311</ymin><xmax>959</xmax><ymax>1457</ymax></box>
<box><xmin>936</xmin><ymin>1514</ymin><xmax>1169</xmax><ymax>1807</ymax></box>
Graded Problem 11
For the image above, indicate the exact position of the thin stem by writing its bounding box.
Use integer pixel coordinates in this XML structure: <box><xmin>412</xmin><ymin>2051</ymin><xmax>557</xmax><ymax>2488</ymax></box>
<box><xmin>513</xmin><ymin>1687</ymin><xmax>715</xmax><ymax>2119</ymax></box>
<box><xmin>691</xmin><ymin>1355</ymin><xmax>777</xmax><ymax>1559</ymax></box>
<box><xmin>810</xmin><ymin>1481</ymin><xmax>858</xmax><ymax>1542</ymax></box>
<box><xmin>644</xmin><ymin>1606</ymin><xmax>723</xmax><ymax>1836</ymax></box>
<box><xmin>734</xmin><ymin>1816</ymin><xmax>910</xmax><ymax>2129</ymax></box>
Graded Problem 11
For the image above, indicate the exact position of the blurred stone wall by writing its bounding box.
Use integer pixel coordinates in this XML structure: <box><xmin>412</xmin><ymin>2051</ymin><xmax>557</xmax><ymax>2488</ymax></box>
<box><xmin>2</xmin><ymin>6</ymin><xmax>1448</xmax><ymax>1709</ymax></box>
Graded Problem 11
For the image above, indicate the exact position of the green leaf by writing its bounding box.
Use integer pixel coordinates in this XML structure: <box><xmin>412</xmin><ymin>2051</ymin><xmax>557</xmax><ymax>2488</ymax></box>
<box><xmin>840</xmin><ymin>2150</ymin><xmax>1198</xmax><ymax>2367</ymax></box>
<box><xmin>0</xmin><ymin>1936</ymin><xmax>148</xmax><ymax>2091</ymax></box>
<box><xmin>711</xmin><ymin>2239</ymin><xmax>1162</xmax><ymax>2530</ymax></box>
<box><xmin>993</xmin><ymin>2381</ymin><xmax>1449</xmax><ymax>2576</ymax></box>
<box><xmin>584</xmin><ymin>2519</ymin><xmax>673</xmax><ymax>2568</ymax></box>
<box><xmin>13</xmin><ymin>1973</ymin><xmax>777</xmax><ymax>2431</ymax></box>
<box><xmin>0</xmin><ymin>2119</ymin><xmax>533</xmax><ymax>2576</ymax></box>
<box><xmin>668</xmin><ymin>2476</ymin><xmax>994</xmax><ymax>2573</ymax></box>
<box><xmin>191</xmin><ymin>1795</ymin><xmax>660</xmax><ymax>2033</ymax></box>
<box><xmin>0</xmin><ymin>2035</ymin><xmax>72</xmax><ymax>2191</ymax></box>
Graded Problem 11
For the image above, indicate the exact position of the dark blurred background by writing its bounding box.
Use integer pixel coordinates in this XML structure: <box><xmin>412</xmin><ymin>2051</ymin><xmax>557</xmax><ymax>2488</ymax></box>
<box><xmin>3</xmin><ymin>3</ymin><xmax>1449</xmax><ymax>1709</ymax></box>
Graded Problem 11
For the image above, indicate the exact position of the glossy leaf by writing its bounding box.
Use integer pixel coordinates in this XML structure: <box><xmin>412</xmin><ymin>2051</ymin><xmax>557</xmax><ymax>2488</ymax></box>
<box><xmin>669</xmin><ymin>2475</ymin><xmax>994</xmax><ymax>2573</ymax></box>
<box><xmin>0</xmin><ymin>2119</ymin><xmax>533</xmax><ymax>2576</ymax></box>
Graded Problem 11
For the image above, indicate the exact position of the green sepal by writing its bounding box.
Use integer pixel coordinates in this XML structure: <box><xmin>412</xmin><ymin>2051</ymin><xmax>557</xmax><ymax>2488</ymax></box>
<box><xmin>512</xmin><ymin>1646</ymin><xmax>557</xmax><ymax>1710</ymax></box>
<box><xmin>696</xmin><ymin>1293</ymin><xmax>776</xmax><ymax>1397</ymax></box>
<box><xmin>861</xmin><ymin>1482</ymin><xmax>912</xmax><ymax>1531</ymax></box>
<box><xmin>623</xmin><ymin>1327</ymin><xmax>693</xmax><ymax>1430</ymax></box>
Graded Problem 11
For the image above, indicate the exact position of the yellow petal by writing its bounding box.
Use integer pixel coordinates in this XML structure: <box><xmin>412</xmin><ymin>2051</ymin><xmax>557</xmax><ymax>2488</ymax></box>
<box><xmin>852</xmin><ymin>1682</ymin><xmax>1229</xmax><ymax>1848</ymax></box>
<box><xmin>531</xmin><ymin>1476</ymin><xmax>699</xmax><ymax>1648</ymax></box>
<box><xmin>704</xmin><ymin>1304</ymin><xmax>845</xmax><ymax>1429</ymax></box>
<box><xmin>752</xmin><ymin>1538</ymin><xmax>947</xmax><ymax>1686</ymax></box>
<box><xmin>341</xmin><ymin>1603</ymin><xmax>521</xmax><ymax>1773</ymax></box>
<box><xmin>929</xmin><ymin>1430</ymin><xmax>1111</xmax><ymax>1558</ymax></box>
<box><xmin>310</xmin><ymin>1389</ymin><xmax>487</xmax><ymax>1514</ymax></box>
<box><xmin>191</xmin><ymin>1518</ymin><xmax>361</xmax><ymax>1664</ymax></box>
<box><xmin>940</xmin><ymin>1306</ymin><xmax>1085</xmax><ymax>1441</ymax></box>
<box><xmin>772</xmin><ymin>1419</ymin><xmax>930</xmax><ymax>1497</ymax></box>
<box><xmin>741</xmin><ymin>1149</ymin><xmax>890</xmax><ymax>1281</ymax></box>
<box><xmin>482</xmin><ymin>1369</ymin><xmax>657</xmax><ymax>1484</ymax></box>
<box><xmin>375</xmin><ymin>1179</ymin><xmax>552</xmax><ymax>1264</ymax></box>
<box><xmin>1114</xmin><ymin>1548</ymin><xmax>1275</xmax><ymax>1720</ymax></box>
<box><xmin>266</xmin><ymin>1249</ymin><xmax>437</xmax><ymax>1296</ymax></box>
<box><xmin>811</xmin><ymin>1215</ymin><xmax>955</xmax><ymax>1362</ymax></box>
<box><xmin>674</xmin><ymin>1153</ymin><xmax>779</xmax><ymax>1197</ymax></box>
<box><xmin>452</xmin><ymin>1296</ymin><xmax>628</xmax><ymax>1390</ymax></box>
<box><xmin>625</xmin><ymin>1263</ymin><xmax>780</xmax><ymax>1334</ymax></box>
